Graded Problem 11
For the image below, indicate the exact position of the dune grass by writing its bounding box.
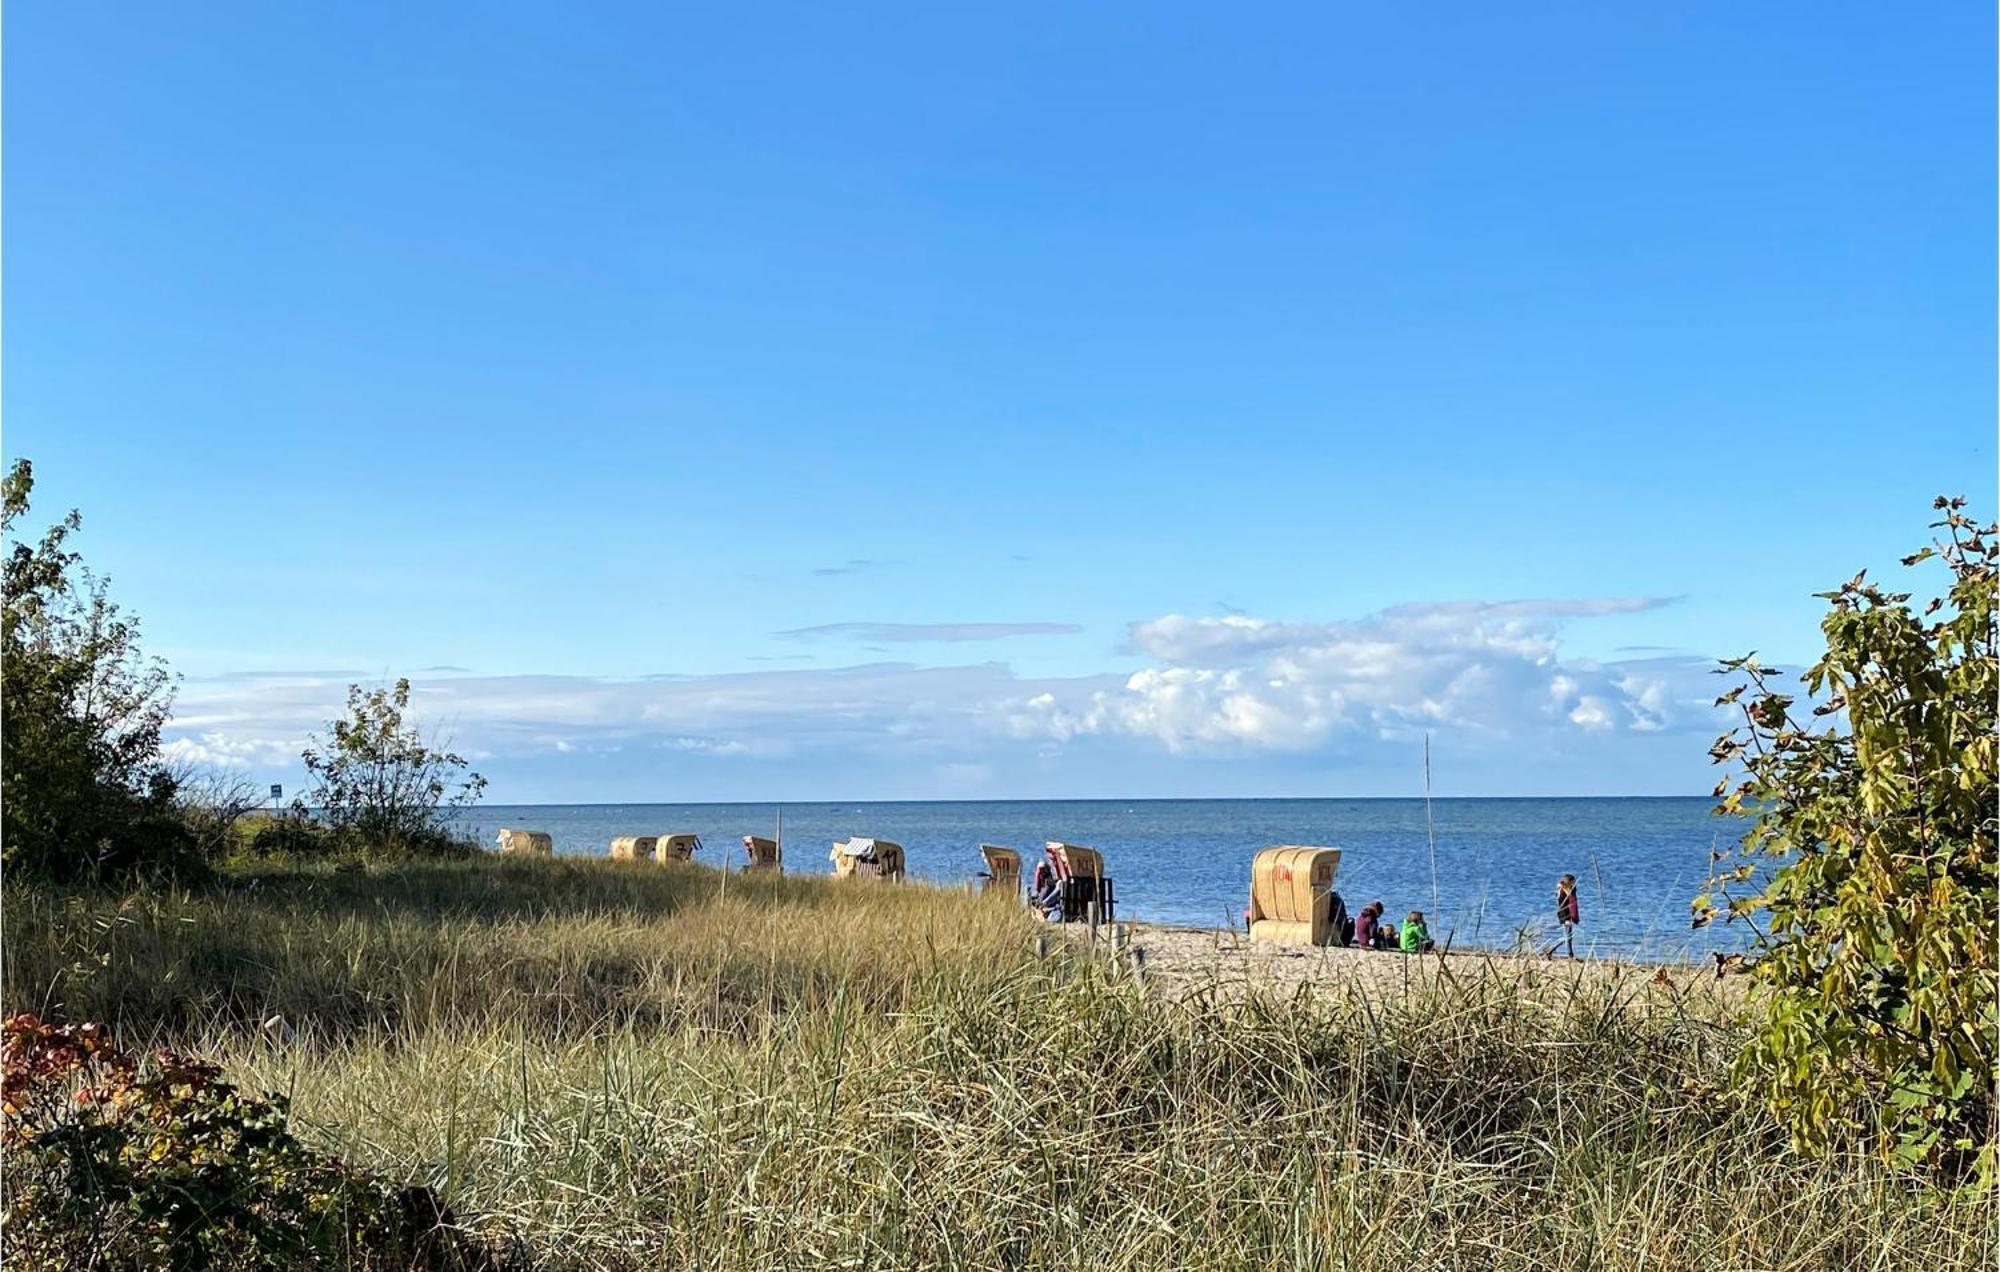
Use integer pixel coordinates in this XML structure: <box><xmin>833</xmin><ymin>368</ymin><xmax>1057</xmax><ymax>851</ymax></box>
<box><xmin>4</xmin><ymin>855</ymin><xmax>1990</xmax><ymax>1269</ymax></box>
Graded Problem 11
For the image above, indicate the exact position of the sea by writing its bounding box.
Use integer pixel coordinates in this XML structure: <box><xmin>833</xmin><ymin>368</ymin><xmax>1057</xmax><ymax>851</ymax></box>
<box><xmin>457</xmin><ymin>797</ymin><xmax>1753</xmax><ymax>963</ymax></box>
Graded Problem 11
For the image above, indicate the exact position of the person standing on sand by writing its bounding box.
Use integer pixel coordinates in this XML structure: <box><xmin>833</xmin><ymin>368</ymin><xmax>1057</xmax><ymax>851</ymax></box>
<box><xmin>1552</xmin><ymin>873</ymin><xmax>1581</xmax><ymax>958</ymax></box>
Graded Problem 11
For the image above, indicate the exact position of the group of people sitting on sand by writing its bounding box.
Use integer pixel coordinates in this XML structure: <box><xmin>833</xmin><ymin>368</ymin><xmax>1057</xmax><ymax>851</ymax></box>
<box><xmin>1337</xmin><ymin>873</ymin><xmax>1584</xmax><ymax>956</ymax></box>
<box><xmin>1332</xmin><ymin>874</ymin><xmax>1581</xmax><ymax>956</ymax></box>
<box><xmin>1348</xmin><ymin>899</ymin><xmax>1434</xmax><ymax>953</ymax></box>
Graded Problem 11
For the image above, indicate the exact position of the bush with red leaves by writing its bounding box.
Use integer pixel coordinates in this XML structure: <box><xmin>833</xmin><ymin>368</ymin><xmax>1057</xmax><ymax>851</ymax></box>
<box><xmin>1</xmin><ymin>1013</ymin><xmax>484</xmax><ymax>1270</ymax></box>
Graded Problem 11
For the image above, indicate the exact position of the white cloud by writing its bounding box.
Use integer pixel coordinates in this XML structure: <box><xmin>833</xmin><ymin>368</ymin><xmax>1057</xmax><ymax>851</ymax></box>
<box><xmin>162</xmin><ymin>731</ymin><xmax>307</xmax><ymax>770</ymax></box>
<box><xmin>1013</xmin><ymin>599</ymin><xmax>1710</xmax><ymax>754</ymax></box>
<box><xmin>160</xmin><ymin>597</ymin><xmax>1729</xmax><ymax>797</ymax></box>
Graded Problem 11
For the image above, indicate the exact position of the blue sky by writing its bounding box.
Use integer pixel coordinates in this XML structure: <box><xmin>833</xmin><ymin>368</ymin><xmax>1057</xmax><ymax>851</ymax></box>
<box><xmin>6</xmin><ymin>3</ymin><xmax>1991</xmax><ymax>800</ymax></box>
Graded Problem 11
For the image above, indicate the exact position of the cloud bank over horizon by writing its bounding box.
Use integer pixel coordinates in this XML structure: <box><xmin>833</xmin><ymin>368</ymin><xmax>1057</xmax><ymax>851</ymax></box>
<box><xmin>162</xmin><ymin>596</ymin><xmax>1735</xmax><ymax>802</ymax></box>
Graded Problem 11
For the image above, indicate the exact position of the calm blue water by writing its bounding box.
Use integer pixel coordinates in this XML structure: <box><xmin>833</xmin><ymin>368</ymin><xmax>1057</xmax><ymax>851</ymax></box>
<box><xmin>457</xmin><ymin>798</ymin><xmax>1748</xmax><ymax>962</ymax></box>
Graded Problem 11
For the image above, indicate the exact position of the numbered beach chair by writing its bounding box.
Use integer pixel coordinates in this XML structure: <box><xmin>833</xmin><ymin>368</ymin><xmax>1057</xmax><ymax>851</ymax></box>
<box><xmin>497</xmin><ymin>828</ymin><xmax>553</xmax><ymax>856</ymax></box>
<box><xmin>1246</xmin><ymin>846</ymin><xmax>1344</xmax><ymax>946</ymax></box>
<box><xmin>609</xmin><ymin>835</ymin><xmax>658</xmax><ymax>861</ymax></box>
<box><xmin>979</xmin><ymin>844</ymin><xmax>1022</xmax><ymax>897</ymax></box>
<box><xmin>741</xmin><ymin>835</ymin><xmax>782</xmax><ymax>873</ymax></box>
<box><xmin>830</xmin><ymin>837</ymin><xmax>905</xmax><ymax>882</ymax></box>
<box><xmin>1044</xmin><ymin>841</ymin><xmax>1114</xmax><ymax>923</ymax></box>
<box><xmin>655</xmin><ymin>834</ymin><xmax>702</xmax><ymax>863</ymax></box>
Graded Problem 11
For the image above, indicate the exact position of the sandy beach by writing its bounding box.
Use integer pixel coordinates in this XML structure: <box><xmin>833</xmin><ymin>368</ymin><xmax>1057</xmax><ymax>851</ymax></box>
<box><xmin>1120</xmin><ymin>921</ymin><xmax>1740</xmax><ymax>1007</ymax></box>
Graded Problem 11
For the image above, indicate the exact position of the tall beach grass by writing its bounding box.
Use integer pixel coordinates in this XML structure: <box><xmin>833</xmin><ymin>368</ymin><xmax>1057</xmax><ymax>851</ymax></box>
<box><xmin>4</xmin><ymin>855</ymin><xmax>1989</xmax><ymax>1269</ymax></box>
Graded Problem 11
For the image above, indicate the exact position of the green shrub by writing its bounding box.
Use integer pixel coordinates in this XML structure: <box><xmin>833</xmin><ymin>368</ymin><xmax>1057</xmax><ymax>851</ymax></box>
<box><xmin>0</xmin><ymin>1013</ymin><xmax>482</xmax><ymax>1270</ymax></box>
<box><xmin>1</xmin><ymin>459</ymin><xmax>192</xmax><ymax>885</ymax></box>
<box><xmin>298</xmin><ymin>680</ymin><xmax>486</xmax><ymax>858</ymax></box>
<box><xmin>1701</xmin><ymin>497</ymin><xmax>1997</xmax><ymax>1182</ymax></box>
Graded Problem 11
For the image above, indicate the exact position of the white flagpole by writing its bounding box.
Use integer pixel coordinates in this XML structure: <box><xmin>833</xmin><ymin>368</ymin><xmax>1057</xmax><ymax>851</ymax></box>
<box><xmin>1424</xmin><ymin>733</ymin><xmax>1440</xmax><ymax>921</ymax></box>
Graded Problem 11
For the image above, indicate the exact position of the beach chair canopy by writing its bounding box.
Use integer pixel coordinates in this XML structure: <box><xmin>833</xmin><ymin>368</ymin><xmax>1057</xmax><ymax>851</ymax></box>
<box><xmin>609</xmin><ymin>835</ymin><xmax>657</xmax><ymax>861</ymax></box>
<box><xmin>1247</xmin><ymin>846</ymin><xmax>1343</xmax><ymax>946</ymax></box>
<box><xmin>655</xmin><ymin>833</ymin><xmax>701</xmax><ymax>863</ymax></box>
<box><xmin>1044</xmin><ymin>841</ymin><xmax>1104</xmax><ymax>881</ymax></box>
<box><xmin>980</xmin><ymin>844</ymin><xmax>1022</xmax><ymax>878</ymax></box>
<box><xmin>741</xmin><ymin>835</ymin><xmax>782</xmax><ymax>872</ymax></box>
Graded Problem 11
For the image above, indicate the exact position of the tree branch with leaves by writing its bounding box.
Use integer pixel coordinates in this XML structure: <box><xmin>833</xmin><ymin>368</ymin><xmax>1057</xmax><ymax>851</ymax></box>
<box><xmin>1697</xmin><ymin>496</ymin><xmax>1996</xmax><ymax>1183</ymax></box>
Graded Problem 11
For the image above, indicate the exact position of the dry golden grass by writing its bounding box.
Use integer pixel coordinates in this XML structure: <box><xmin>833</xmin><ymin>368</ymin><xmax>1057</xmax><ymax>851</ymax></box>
<box><xmin>5</xmin><ymin>855</ymin><xmax>1990</xmax><ymax>1269</ymax></box>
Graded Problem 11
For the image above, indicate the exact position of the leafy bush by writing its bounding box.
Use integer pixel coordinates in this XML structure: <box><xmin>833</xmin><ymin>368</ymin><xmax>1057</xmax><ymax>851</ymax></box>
<box><xmin>1700</xmin><ymin>497</ymin><xmax>1997</xmax><ymax>1181</ymax></box>
<box><xmin>299</xmin><ymin>680</ymin><xmax>486</xmax><ymax>857</ymax></box>
<box><xmin>2</xmin><ymin>459</ymin><xmax>188</xmax><ymax>883</ymax></box>
<box><xmin>0</xmin><ymin>1013</ymin><xmax>482</xmax><ymax>1270</ymax></box>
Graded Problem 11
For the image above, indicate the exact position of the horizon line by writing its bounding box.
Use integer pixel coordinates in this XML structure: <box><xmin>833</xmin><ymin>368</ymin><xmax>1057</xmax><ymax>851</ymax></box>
<box><xmin>456</xmin><ymin>793</ymin><xmax>1717</xmax><ymax>808</ymax></box>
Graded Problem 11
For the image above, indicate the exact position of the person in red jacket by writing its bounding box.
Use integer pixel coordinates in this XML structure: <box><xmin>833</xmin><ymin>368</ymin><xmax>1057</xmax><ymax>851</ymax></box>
<box><xmin>1550</xmin><ymin>873</ymin><xmax>1581</xmax><ymax>958</ymax></box>
<box><xmin>1354</xmin><ymin>901</ymin><xmax>1385</xmax><ymax>949</ymax></box>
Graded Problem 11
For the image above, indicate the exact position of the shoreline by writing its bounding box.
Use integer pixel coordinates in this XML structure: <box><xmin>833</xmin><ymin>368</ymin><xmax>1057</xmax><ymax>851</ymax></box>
<box><xmin>1118</xmin><ymin>920</ymin><xmax>1738</xmax><ymax>1001</ymax></box>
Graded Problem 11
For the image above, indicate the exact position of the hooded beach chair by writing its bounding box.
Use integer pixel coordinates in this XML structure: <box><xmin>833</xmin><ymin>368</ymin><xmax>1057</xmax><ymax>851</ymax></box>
<box><xmin>741</xmin><ymin>835</ymin><xmax>782</xmax><ymax>873</ymax></box>
<box><xmin>830</xmin><ymin>837</ymin><xmax>905</xmax><ymax>882</ymax></box>
<box><xmin>609</xmin><ymin>835</ymin><xmax>658</xmax><ymax>861</ymax></box>
<box><xmin>655</xmin><ymin>833</ymin><xmax>701</xmax><ymax>864</ymax></box>
<box><xmin>497</xmin><ymin>828</ymin><xmax>553</xmax><ymax>856</ymax></box>
<box><xmin>979</xmin><ymin>844</ymin><xmax>1022</xmax><ymax>896</ymax></box>
<box><xmin>1044</xmin><ymin>841</ymin><xmax>1114</xmax><ymax>923</ymax></box>
<box><xmin>1246</xmin><ymin>846</ymin><xmax>1344</xmax><ymax>946</ymax></box>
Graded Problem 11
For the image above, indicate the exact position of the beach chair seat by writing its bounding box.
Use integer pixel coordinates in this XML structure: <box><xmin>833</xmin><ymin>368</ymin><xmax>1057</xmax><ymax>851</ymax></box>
<box><xmin>1247</xmin><ymin>846</ymin><xmax>1343</xmax><ymax>946</ymax></box>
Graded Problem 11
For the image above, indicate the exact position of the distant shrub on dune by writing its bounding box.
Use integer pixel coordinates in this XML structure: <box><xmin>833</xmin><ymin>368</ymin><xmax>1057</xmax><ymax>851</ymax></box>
<box><xmin>296</xmin><ymin>678</ymin><xmax>487</xmax><ymax>859</ymax></box>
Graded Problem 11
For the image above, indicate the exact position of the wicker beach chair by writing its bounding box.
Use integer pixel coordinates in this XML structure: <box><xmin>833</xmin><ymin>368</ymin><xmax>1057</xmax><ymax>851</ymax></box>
<box><xmin>497</xmin><ymin>828</ymin><xmax>553</xmax><ymax>856</ymax></box>
<box><xmin>830</xmin><ymin>837</ymin><xmax>905</xmax><ymax>882</ymax></box>
<box><xmin>609</xmin><ymin>835</ymin><xmax>658</xmax><ymax>861</ymax></box>
<box><xmin>655</xmin><ymin>834</ymin><xmax>701</xmax><ymax>863</ymax></box>
<box><xmin>1043</xmin><ymin>841</ymin><xmax>1114</xmax><ymax>923</ymax></box>
<box><xmin>741</xmin><ymin>835</ymin><xmax>782</xmax><ymax>873</ymax></box>
<box><xmin>979</xmin><ymin>844</ymin><xmax>1022</xmax><ymax>896</ymax></box>
<box><xmin>1246</xmin><ymin>846</ymin><xmax>1344</xmax><ymax>946</ymax></box>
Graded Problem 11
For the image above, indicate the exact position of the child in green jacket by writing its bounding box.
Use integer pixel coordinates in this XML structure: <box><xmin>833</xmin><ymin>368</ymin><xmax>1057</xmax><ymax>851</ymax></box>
<box><xmin>1400</xmin><ymin>910</ymin><xmax>1435</xmax><ymax>954</ymax></box>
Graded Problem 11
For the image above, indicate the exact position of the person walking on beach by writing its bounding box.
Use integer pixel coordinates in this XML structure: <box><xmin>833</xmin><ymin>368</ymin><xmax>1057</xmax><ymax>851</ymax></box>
<box><xmin>1399</xmin><ymin>910</ymin><xmax>1434</xmax><ymax>954</ymax></box>
<box><xmin>1551</xmin><ymin>873</ymin><xmax>1581</xmax><ymax>958</ymax></box>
